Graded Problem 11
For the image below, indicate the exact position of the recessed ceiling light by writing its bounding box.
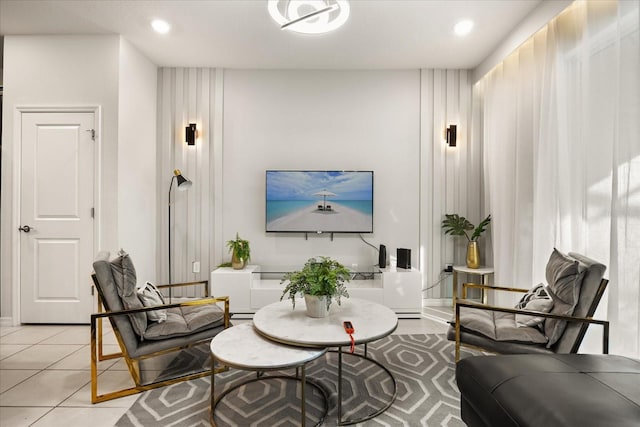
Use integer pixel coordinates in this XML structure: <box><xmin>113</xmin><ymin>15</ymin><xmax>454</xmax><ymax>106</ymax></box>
<box><xmin>151</xmin><ymin>19</ymin><xmax>171</xmax><ymax>34</ymax></box>
<box><xmin>454</xmin><ymin>19</ymin><xmax>474</xmax><ymax>37</ymax></box>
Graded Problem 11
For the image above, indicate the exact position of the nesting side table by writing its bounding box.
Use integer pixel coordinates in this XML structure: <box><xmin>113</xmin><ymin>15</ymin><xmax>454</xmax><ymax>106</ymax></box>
<box><xmin>209</xmin><ymin>323</ymin><xmax>328</xmax><ymax>427</ymax></box>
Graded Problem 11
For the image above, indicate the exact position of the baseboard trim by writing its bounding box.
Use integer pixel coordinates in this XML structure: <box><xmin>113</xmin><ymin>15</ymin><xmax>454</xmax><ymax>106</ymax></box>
<box><xmin>0</xmin><ymin>317</ymin><xmax>16</xmax><ymax>327</ymax></box>
<box><xmin>423</xmin><ymin>298</ymin><xmax>452</xmax><ymax>307</ymax></box>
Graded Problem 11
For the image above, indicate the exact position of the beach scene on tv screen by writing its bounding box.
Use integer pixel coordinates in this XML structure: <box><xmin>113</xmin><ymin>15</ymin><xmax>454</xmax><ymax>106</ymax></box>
<box><xmin>266</xmin><ymin>171</ymin><xmax>373</xmax><ymax>232</ymax></box>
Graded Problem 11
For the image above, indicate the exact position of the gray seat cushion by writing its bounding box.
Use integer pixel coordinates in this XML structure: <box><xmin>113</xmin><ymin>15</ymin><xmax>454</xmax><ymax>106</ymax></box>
<box><xmin>452</xmin><ymin>301</ymin><xmax>548</xmax><ymax>344</ymax></box>
<box><xmin>143</xmin><ymin>304</ymin><xmax>225</xmax><ymax>340</ymax></box>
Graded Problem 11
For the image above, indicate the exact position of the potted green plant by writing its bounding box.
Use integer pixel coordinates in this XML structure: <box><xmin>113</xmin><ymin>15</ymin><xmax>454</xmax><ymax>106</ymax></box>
<box><xmin>442</xmin><ymin>214</ymin><xmax>491</xmax><ymax>268</ymax></box>
<box><xmin>226</xmin><ymin>233</ymin><xmax>251</xmax><ymax>270</ymax></box>
<box><xmin>280</xmin><ymin>256</ymin><xmax>351</xmax><ymax>318</ymax></box>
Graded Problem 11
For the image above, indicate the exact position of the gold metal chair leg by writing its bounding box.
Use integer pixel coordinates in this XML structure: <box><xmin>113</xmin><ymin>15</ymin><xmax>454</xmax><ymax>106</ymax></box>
<box><xmin>97</xmin><ymin>296</ymin><xmax>123</xmax><ymax>361</ymax></box>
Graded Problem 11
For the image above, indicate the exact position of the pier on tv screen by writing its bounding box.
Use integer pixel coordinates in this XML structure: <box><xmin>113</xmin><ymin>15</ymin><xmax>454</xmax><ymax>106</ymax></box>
<box><xmin>265</xmin><ymin>170</ymin><xmax>373</xmax><ymax>233</ymax></box>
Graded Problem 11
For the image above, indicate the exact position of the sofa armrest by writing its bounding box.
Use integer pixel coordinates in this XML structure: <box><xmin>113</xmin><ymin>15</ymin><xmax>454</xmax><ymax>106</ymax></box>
<box><xmin>453</xmin><ymin>300</ymin><xmax>609</xmax><ymax>362</ymax></box>
<box><xmin>93</xmin><ymin>295</ymin><xmax>230</xmax><ymax>324</ymax></box>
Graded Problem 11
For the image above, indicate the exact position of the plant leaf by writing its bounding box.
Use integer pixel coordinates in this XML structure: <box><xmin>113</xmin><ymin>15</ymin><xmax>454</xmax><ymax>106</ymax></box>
<box><xmin>471</xmin><ymin>214</ymin><xmax>491</xmax><ymax>241</ymax></box>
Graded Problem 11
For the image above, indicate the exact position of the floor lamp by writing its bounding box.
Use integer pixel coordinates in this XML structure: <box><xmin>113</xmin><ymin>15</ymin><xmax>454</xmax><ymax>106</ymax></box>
<box><xmin>168</xmin><ymin>169</ymin><xmax>192</xmax><ymax>300</ymax></box>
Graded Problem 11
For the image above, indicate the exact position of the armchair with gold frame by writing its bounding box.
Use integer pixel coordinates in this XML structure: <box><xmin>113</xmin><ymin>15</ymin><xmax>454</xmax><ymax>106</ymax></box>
<box><xmin>90</xmin><ymin>251</ymin><xmax>231</xmax><ymax>404</ymax></box>
<box><xmin>447</xmin><ymin>251</ymin><xmax>609</xmax><ymax>362</ymax></box>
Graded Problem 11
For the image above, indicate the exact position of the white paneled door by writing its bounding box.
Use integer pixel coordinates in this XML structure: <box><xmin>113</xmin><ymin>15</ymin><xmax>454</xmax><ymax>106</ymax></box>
<box><xmin>20</xmin><ymin>111</ymin><xmax>95</xmax><ymax>323</ymax></box>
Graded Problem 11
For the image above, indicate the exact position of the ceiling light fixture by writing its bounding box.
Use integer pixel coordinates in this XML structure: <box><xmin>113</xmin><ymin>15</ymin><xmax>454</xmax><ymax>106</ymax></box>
<box><xmin>454</xmin><ymin>19</ymin><xmax>474</xmax><ymax>37</ymax></box>
<box><xmin>151</xmin><ymin>19</ymin><xmax>171</xmax><ymax>34</ymax></box>
<box><xmin>268</xmin><ymin>0</ymin><xmax>350</xmax><ymax>34</ymax></box>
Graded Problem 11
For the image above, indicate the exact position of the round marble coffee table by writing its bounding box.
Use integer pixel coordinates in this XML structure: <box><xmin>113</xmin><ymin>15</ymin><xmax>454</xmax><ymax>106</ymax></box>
<box><xmin>209</xmin><ymin>323</ymin><xmax>328</xmax><ymax>427</ymax></box>
<box><xmin>253</xmin><ymin>298</ymin><xmax>398</xmax><ymax>425</ymax></box>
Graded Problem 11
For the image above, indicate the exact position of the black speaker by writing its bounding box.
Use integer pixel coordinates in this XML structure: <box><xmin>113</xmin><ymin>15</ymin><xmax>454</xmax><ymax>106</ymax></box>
<box><xmin>397</xmin><ymin>248</ymin><xmax>411</xmax><ymax>269</ymax></box>
<box><xmin>378</xmin><ymin>245</ymin><xmax>386</xmax><ymax>268</ymax></box>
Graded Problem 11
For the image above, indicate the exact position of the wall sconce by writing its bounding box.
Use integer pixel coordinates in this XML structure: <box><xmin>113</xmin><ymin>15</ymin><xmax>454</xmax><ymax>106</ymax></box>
<box><xmin>185</xmin><ymin>123</ymin><xmax>197</xmax><ymax>145</ymax></box>
<box><xmin>446</xmin><ymin>125</ymin><xmax>457</xmax><ymax>147</ymax></box>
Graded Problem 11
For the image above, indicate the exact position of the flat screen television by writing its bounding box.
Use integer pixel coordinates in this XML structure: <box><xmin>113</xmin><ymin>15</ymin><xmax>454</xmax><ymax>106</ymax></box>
<box><xmin>266</xmin><ymin>170</ymin><xmax>373</xmax><ymax>233</ymax></box>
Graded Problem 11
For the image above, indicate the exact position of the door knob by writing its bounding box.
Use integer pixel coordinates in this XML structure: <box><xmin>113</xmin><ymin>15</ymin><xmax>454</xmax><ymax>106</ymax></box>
<box><xmin>18</xmin><ymin>225</ymin><xmax>32</xmax><ymax>233</ymax></box>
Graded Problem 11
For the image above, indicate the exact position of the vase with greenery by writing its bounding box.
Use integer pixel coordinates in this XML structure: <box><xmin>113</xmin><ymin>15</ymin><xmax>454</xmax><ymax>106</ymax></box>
<box><xmin>226</xmin><ymin>233</ymin><xmax>251</xmax><ymax>270</ymax></box>
<box><xmin>280</xmin><ymin>256</ymin><xmax>351</xmax><ymax>317</ymax></box>
<box><xmin>442</xmin><ymin>214</ymin><xmax>491</xmax><ymax>268</ymax></box>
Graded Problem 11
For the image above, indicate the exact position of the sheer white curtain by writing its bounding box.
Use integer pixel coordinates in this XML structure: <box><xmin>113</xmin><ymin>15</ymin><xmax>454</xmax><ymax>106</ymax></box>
<box><xmin>476</xmin><ymin>0</ymin><xmax>640</xmax><ymax>357</ymax></box>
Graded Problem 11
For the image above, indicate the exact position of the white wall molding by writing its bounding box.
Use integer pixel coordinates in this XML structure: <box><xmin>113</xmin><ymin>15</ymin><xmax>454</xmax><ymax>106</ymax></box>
<box><xmin>157</xmin><ymin>68</ymin><xmax>218</xmax><ymax>288</ymax></box>
<box><xmin>0</xmin><ymin>317</ymin><xmax>15</xmax><ymax>327</ymax></box>
<box><xmin>213</xmin><ymin>68</ymin><xmax>225</xmax><ymax>272</ymax></box>
<box><xmin>419</xmin><ymin>70</ymin><xmax>475</xmax><ymax>300</ymax></box>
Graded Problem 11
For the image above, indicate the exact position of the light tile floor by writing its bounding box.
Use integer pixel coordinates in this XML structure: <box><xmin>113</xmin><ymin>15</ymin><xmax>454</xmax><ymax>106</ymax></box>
<box><xmin>0</xmin><ymin>311</ymin><xmax>448</xmax><ymax>427</ymax></box>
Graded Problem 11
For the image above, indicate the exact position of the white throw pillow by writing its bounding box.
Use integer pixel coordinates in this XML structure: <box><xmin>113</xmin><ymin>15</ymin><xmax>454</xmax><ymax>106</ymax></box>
<box><xmin>138</xmin><ymin>281</ymin><xmax>167</xmax><ymax>323</ymax></box>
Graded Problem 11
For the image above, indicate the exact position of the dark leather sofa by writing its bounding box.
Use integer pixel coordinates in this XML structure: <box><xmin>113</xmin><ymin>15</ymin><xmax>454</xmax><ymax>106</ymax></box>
<box><xmin>456</xmin><ymin>354</ymin><xmax>640</xmax><ymax>427</ymax></box>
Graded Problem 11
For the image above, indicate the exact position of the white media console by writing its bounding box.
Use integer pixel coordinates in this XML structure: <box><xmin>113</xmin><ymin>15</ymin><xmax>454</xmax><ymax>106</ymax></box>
<box><xmin>211</xmin><ymin>264</ymin><xmax>422</xmax><ymax>318</ymax></box>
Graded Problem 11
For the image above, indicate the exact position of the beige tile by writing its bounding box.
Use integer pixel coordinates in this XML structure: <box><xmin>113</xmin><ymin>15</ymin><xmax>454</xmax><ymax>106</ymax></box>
<box><xmin>394</xmin><ymin>317</ymin><xmax>448</xmax><ymax>335</ymax></box>
<box><xmin>0</xmin><ymin>326</ymin><xmax>68</xmax><ymax>344</ymax></box>
<box><xmin>0</xmin><ymin>344</ymin><xmax>31</xmax><ymax>360</ymax></box>
<box><xmin>97</xmin><ymin>343</ymin><xmax>122</xmax><ymax>358</ymax></box>
<box><xmin>0</xmin><ymin>344</ymin><xmax>83</xmax><ymax>370</ymax></box>
<box><xmin>0</xmin><ymin>407</ymin><xmax>52</xmax><ymax>427</ymax></box>
<box><xmin>107</xmin><ymin>359</ymin><xmax>129</xmax><ymax>371</ymax></box>
<box><xmin>61</xmin><ymin>370</ymin><xmax>141</xmax><ymax>408</ymax></box>
<box><xmin>99</xmin><ymin>333</ymin><xmax>120</xmax><ymax>346</ymax></box>
<box><xmin>40</xmin><ymin>326</ymin><xmax>90</xmax><ymax>345</ymax></box>
<box><xmin>98</xmin><ymin>320</ymin><xmax>115</xmax><ymax>334</ymax></box>
<box><xmin>31</xmin><ymin>407</ymin><xmax>130</xmax><ymax>427</ymax></box>
<box><xmin>0</xmin><ymin>369</ymin><xmax>39</xmax><ymax>393</ymax></box>
<box><xmin>0</xmin><ymin>369</ymin><xmax>89</xmax><ymax>406</ymax></box>
<box><xmin>48</xmin><ymin>345</ymin><xmax>119</xmax><ymax>371</ymax></box>
<box><xmin>424</xmin><ymin>305</ymin><xmax>454</xmax><ymax>321</ymax></box>
<box><xmin>0</xmin><ymin>326</ymin><xmax>23</xmax><ymax>337</ymax></box>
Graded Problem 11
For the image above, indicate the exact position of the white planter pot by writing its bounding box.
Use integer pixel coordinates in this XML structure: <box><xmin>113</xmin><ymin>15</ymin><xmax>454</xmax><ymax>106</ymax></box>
<box><xmin>304</xmin><ymin>294</ymin><xmax>330</xmax><ymax>318</ymax></box>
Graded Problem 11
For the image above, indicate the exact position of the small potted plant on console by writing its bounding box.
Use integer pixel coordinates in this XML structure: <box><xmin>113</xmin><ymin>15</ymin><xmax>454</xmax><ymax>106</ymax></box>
<box><xmin>226</xmin><ymin>233</ymin><xmax>251</xmax><ymax>270</ymax></box>
<box><xmin>280</xmin><ymin>256</ymin><xmax>351</xmax><ymax>318</ymax></box>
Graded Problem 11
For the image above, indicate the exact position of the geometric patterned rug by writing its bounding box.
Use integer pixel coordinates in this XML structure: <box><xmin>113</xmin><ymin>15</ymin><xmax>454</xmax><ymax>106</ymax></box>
<box><xmin>116</xmin><ymin>334</ymin><xmax>480</xmax><ymax>426</ymax></box>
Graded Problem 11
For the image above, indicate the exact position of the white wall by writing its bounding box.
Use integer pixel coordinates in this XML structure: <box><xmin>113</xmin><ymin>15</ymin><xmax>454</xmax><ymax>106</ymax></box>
<box><xmin>117</xmin><ymin>38</ymin><xmax>158</xmax><ymax>281</ymax></box>
<box><xmin>0</xmin><ymin>35</ymin><xmax>120</xmax><ymax>322</ymax></box>
<box><xmin>222</xmin><ymin>70</ymin><xmax>421</xmax><ymax>268</ymax></box>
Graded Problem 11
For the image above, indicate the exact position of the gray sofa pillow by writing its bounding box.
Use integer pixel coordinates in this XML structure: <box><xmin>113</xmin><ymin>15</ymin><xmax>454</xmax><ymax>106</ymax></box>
<box><xmin>110</xmin><ymin>250</ymin><xmax>147</xmax><ymax>337</ymax></box>
<box><xmin>544</xmin><ymin>249</ymin><xmax>586</xmax><ymax>347</ymax></box>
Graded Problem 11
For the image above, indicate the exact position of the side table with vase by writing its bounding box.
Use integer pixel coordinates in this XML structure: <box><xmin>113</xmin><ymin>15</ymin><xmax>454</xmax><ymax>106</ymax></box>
<box><xmin>452</xmin><ymin>265</ymin><xmax>494</xmax><ymax>309</ymax></box>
